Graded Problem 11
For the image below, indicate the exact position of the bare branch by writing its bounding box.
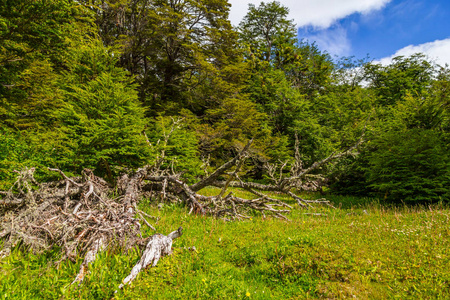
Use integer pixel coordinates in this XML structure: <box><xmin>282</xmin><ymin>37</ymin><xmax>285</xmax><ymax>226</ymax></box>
<box><xmin>190</xmin><ymin>139</ymin><xmax>253</xmax><ymax>192</ymax></box>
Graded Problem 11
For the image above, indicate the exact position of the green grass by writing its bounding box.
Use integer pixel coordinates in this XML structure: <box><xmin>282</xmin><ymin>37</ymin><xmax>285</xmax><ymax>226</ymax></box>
<box><xmin>1</xmin><ymin>189</ymin><xmax>450</xmax><ymax>299</ymax></box>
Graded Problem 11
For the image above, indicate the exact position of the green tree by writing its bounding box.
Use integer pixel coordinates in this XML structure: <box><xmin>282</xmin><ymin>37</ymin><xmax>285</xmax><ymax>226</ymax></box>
<box><xmin>238</xmin><ymin>1</ymin><xmax>339</xmax><ymax>165</ymax></box>
<box><xmin>238</xmin><ymin>1</ymin><xmax>296</xmax><ymax>65</ymax></box>
<box><xmin>366</xmin><ymin>93</ymin><xmax>450</xmax><ymax>203</ymax></box>
<box><xmin>0</xmin><ymin>1</ymin><xmax>154</xmax><ymax>181</ymax></box>
<box><xmin>83</xmin><ymin>0</ymin><xmax>243</xmax><ymax>115</ymax></box>
<box><xmin>53</xmin><ymin>38</ymin><xmax>151</xmax><ymax>178</ymax></box>
<box><xmin>80</xmin><ymin>0</ymin><xmax>269</xmax><ymax>166</ymax></box>
<box><xmin>290</xmin><ymin>42</ymin><xmax>334</xmax><ymax>100</ymax></box>
<box><xmin>333</xmin><ymin>55</ymin><xmax>450</xmax><ymax>203</ymax></box>
<box><xmin>364</xmin><ymin>54</ymin><xmax>433</xmax><ymax>106</ymax></box>
<box><xmin>0</xmin><ymin>0</ymin><xmax>86</xmax><ymax>129</ymax></box>
<box><xmin>144</xmin><ymin>116</ymin><xmax>203</xmax><ymax>182</ymax></box>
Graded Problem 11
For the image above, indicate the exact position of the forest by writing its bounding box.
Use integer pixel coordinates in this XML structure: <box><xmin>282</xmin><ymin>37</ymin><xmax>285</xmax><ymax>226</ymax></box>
<box><xmin>1</xmin><ymin>0</ymin><xmax>449</xmax><ymax>202</ymax></box>
<box><xmin>1</xmin><ymin>0</ymin><xmax>450</xmax><ymax>298</ymax></box>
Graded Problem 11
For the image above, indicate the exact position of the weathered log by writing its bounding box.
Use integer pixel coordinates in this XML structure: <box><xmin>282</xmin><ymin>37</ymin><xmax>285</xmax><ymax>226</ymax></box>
<box><xmin>120</xmin><ymin>167</ymin><xmax>148</xmax><ymax>212</ymax></box>
<box><xmin>117</xmin><ymin>227</ymin><xmax>183</xmax><ymax>292</ymax></box>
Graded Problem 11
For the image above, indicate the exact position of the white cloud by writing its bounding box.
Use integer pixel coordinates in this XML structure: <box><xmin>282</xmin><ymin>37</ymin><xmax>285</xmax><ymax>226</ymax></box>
<box><xmin>377</xmin><ymin>38</ymin><xmax>450</xmax><ymax>66</ymax></box>
<box><xmin>302</xmin><ymin>25</ymin><xmax>351</xmax><ymax>57</ymax></box>
<box><xmin>228</xmin><ymin>0</ymin><xmax>391</xmax><ymax>28</ymax></box>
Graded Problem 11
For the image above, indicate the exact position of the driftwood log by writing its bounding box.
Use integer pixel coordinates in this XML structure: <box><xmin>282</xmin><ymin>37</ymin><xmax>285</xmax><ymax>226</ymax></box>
<box><xmin>117</xmin><ymin>227</ymin><xmax>183</xmax><ymax>292</ymax></box>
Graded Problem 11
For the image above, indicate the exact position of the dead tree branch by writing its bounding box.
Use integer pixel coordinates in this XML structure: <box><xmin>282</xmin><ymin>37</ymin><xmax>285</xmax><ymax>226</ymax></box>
<box><xmin>117</xmin><ymin>227</ymin><xmax>183</xmax><ymax>292</ymax></box>
<box><xmin>190</xmin><ymin>139</ymin><xmax>253</xmax><ymax>192</ymax></box>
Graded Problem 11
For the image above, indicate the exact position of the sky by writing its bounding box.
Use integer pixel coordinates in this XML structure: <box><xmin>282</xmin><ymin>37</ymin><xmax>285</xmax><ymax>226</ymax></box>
<box><xmin>227</xmin><ymin>0</ymin><xmax>450</xmax><ymax>65</ymax></box>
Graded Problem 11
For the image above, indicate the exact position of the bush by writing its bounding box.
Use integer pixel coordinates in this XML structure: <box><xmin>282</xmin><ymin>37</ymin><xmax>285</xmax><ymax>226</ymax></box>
<box><xmin>367</xmin><ymin>128</ymin><xmax>450</xmax><ymax>203</ymax></box>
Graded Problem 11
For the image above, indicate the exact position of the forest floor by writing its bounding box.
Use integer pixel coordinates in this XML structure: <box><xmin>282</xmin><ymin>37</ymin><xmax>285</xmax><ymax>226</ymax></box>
<box><xmin>1</xmin><ymin>188</ymin><xmax>449</xmax><ymax>299</ymax></box>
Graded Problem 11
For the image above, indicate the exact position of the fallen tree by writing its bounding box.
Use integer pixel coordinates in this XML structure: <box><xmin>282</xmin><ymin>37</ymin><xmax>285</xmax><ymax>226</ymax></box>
<box><xmin>0</xmin><ymin>133</ymin><xmax>362</xmax><ymax>289</ymax></box>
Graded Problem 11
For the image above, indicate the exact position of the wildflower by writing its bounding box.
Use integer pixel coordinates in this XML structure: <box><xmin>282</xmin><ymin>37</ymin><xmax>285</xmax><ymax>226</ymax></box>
<box><xmin>246</xmin><ymin>292</ymin><xmax>251</xmax><ymax>297</ymax></box>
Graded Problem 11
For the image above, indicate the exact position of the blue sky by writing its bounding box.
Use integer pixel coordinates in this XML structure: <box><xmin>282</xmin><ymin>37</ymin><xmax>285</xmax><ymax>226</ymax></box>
<box><xmin>228</xmin><ymin>0</ymin><xmax>450</xmax><ymax>65</ymax></box>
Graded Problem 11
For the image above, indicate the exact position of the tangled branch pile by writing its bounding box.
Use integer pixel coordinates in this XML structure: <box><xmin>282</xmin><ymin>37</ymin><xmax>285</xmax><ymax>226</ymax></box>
<box><xmin>0</xmin><ymin>167</ymin><xmax>150</xmax><ymax>258</ymax></box>
<box><xmin>0</xmin><ymin>137</ymin><xmax>361</xmax><ymax>286</ymax></box>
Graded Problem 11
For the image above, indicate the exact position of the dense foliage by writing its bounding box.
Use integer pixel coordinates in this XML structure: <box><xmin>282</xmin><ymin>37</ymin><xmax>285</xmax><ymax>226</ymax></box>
<box><xmin>331</xmin><ymin>55</ymin><xmax>450</xmax><ymax>203</ymax></box>
<box><xmin>1</xmin><ymin>0</ymin><xmax>449</xmax><ymax>202</ymax></box>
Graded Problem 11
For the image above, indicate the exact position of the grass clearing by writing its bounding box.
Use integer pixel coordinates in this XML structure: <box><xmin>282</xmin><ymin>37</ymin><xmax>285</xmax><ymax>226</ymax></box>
<box><xmin>1</xmin><ymin>190</ymin><xmax>450</xmax><ymax>299</ymax></box>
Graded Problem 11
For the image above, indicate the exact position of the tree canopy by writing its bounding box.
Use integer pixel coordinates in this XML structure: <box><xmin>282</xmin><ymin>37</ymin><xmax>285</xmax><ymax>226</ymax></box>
<box><xmin>1</xmin><ymin>0</ymin><xmax>449</xmax><ymax>203</ymax></box>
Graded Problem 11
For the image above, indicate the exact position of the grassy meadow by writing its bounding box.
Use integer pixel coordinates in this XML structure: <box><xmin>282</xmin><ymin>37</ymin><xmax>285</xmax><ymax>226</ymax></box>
<box><xmin>1</xmin><ymin>188</ymin><xmax>450</xmax><ymax>299</ymax></box>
